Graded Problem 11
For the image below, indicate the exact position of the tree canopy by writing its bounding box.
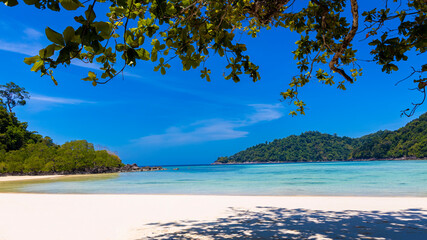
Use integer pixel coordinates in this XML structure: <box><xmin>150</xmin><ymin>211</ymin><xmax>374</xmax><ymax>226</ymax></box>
<box><xmin>0</xmin><ymin>104</ymin><xmax>124</xmax><ymax>175</ymax></box>
<box><xmin>2</xmin><ymin>0</ymin><xmax>426</xmax><ymax>115</ymax></box>
<box><xmin>215</xmin><ymin>112</ymin><xmax>427</xmax><ymax>164</ymax></box>
<box><xmin>0</xmin><ymin>82</ymin><xmax>30</xmax><ymax>113</ymax></box>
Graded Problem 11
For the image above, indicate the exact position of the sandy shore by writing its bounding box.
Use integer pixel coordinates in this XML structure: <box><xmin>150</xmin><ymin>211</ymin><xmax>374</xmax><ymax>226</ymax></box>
<box><xmin>0</xmin><ymin>175</ymin><xmax>64</xmax><ymax>182</ymax></box>
<box><xmin>0</xmin><ymin>193</ymin><xmax>426</xmax><ymax>240</ymax></box>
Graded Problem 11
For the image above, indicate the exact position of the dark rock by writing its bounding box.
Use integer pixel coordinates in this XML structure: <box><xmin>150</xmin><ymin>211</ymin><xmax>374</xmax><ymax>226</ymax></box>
<box><xmin>0</xmin><ymin>163</ymin><xmax>165</xmax><ymax>177</ymax></box>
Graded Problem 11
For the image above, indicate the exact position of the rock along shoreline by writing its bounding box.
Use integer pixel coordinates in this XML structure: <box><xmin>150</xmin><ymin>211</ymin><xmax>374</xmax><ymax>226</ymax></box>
<box><xmin>212</xmin><ymin>157</ymin><xmax>427</xmax><ymax>165</ymax></box>
<box><xmin>0</xmin><ymin>163</ymin><xmax>165</xmax><ymax>177</ymax></box>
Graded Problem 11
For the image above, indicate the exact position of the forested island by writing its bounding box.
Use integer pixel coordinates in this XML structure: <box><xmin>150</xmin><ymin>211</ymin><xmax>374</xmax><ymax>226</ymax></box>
<box><xmin>215</xmin><ymin>112</ymin><xmax>427</xmax><ymax>164</ymax></box>
<box><xmin>0</xmin><ymin>105</ymin><xmax>162</xmax><ymax>175</ymax></box>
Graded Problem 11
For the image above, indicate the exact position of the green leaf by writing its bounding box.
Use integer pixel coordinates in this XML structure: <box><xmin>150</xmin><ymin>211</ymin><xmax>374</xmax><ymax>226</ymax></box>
<box><xmin>39</xmin><ymin>44</ymin><xmax>57</xmax><ymax>58</ymax></box>
<box><xmin>63</xmin><ymin>26</ymin><xmax>75</xmax><ymax>43</ymax></box>
<box><xmin>85</xmin><ymin>6</ymin><xmax>96</xmax><ymax>22</ymax></box>
<box><xmin>88</xmin><ymin>71</ymin><xmax>97</xmax><ymax>79</ymax></box>
<box><xmin>59</xmin><ymin>0</ymin><xmax>82</xmax><ymax>10</ymax></box>
<box><xmin>390</xmin><ymin>64</ymin><xmax>398</xmax><ymax>71</ymax></box>
<box><xmin>151</xmin><ymin>51</ymin><xmax>158</xmax><ymax>62</ymax></box>
<box><xmin>24</xmin><ymin>56</ymin><xmax>40</xmax><ymax>65</ymax></box>
<box><xmin>23</xmin><ymin>0</ymin><xmax>36</xmax><ymax>4</ymax></box>
<box><xmin>45</xmin><ymin>27</ymin><xmax>64</xmax><ymax>46</ymax></box>
<box><xmin>57</xmin><ymin>47</ymin><xmax>71</xmax><ymax>63</ymax></box>
<box><xmin>51</xmin><ymin>75</ymin><xmax>58</xmax><ymax>86</ymax></box>
<box><xmin>31</xmin><ymin>61</ymin><xmax>44</xmax><ymax>72</ymax></box>
<box><xmin>137</xmin><ymin>48</ymin><xmax>150</xmax><ymax>61</ymax></box>
<box><xmin>182</xmin><ymin>0</ymin><xmax>190</xmax><ymax>6</ymax></box>
<box><xmin>93</xmin><ymin>22</ymin><xmax>112</xmax><ymax>39</ymax></box>
<box><xmin>4</xmin><ymin>0</ymin><xmax>18</xmax><ymax>6</ymax></box>
<box><xmin>82</xmin><ymin>71</ymin><xmax>98</xmax><ymax>81</ymax></box>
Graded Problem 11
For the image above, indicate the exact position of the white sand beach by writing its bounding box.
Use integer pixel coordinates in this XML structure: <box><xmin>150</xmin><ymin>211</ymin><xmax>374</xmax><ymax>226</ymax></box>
<box><xmin>0</xmin><ymin>175</ymin><xmax>63</xmax><ymax>182</ymax></box>
<box><xmin>0</xmin><ymin>193</ymin><xmax>426</xmax><ymax>240</ymax></box>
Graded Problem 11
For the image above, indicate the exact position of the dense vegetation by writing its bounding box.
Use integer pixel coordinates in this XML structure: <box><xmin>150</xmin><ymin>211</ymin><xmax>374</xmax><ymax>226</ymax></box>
<box><xmin>0</xmin><ymin>106</ymin><xmax>123</xmax><ymax>175</ymax></box>
<box><xmin>216</xmin><ymin>112</ymin><xmax>427</xmax><ymax>164</ymax></box>
<box><xmin>352</xmin><ymin>113</ymin><xmax>427</xmax><ymax>159</ymax></box>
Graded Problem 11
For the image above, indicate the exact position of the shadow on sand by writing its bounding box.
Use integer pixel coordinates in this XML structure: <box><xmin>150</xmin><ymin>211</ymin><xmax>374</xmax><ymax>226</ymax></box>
<box><xmin>142</xmin><ymin>207</ymin><xmax>427</xmax><ymax>239</ymax></box>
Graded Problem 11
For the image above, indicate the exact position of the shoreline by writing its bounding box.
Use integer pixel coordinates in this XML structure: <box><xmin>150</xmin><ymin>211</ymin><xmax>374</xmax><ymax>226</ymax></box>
<box><xmin>0</xmin><ymin>175</ymin><xmax>64</xmax><ymax>182</ymax></box>
<box><xmin>0</xmin><ymin>172</ymin><xmax>122</xmax><ymax>183</ymax></box>
<box><xmin>212</xmin><ymin>158</ymin><xmax>427</xmax><ymax>165</ymax></box>
<box><xmin>0</xmin><ymin>194</ymin><xmax>425</xmax><ymax>240</ymax></box>
<box><xmin>0</xmin><ymin>164</ymin><xmax>165</xmax><ymax>178</ymax></box>
<box><xmin>1</xmin><ymin>192</ymin><xmax>427</xmax><ymax>198</ymax></box>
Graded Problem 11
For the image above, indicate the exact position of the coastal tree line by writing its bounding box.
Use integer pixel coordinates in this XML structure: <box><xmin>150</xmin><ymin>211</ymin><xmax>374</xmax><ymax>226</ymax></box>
<box><xmin>0</xmin><ymin>105</ymin><xmax>124</xmax><ymax>175</ymax></box>
<box><xmin>216</xmin><ymin>112</ymin><xmax>427</xmax><ymax>163</ymax></box>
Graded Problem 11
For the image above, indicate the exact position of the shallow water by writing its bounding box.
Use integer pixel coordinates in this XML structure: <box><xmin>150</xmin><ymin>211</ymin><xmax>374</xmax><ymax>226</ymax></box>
<box><xmin>2</xmin><ymin>160</ymin><xmax>427</xmax><ymax>196</ymax></box>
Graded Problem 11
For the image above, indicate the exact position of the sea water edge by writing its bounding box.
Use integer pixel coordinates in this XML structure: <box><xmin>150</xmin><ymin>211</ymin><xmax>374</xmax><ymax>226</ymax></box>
<box><xmin>1</xmin><ymin>160</ymin><xmax>426</xmax><ymax>197</ymax></box>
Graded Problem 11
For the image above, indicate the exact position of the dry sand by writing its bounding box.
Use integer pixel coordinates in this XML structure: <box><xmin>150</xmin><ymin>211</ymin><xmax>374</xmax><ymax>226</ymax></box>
<box><xmin>0</xmin><ymin>175</ymin><xmax>63</xmax><ymax>182</ymax></box>
<box><xmin>0</xmin><ymin>193</ymin><xmax>426</xmax><ymax>240</ymax></box>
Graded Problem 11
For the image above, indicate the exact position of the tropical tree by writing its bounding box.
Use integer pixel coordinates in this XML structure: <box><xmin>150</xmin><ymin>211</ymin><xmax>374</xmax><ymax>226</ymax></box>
<box><xmin>2</xmin><ymin>0</ymin><xmax>426</xmax><ymax>116</ymax></box>
<box><xmin>0</xmin><ymin>82</ymin><xmax>30</xmax><ymax>113</ymax></box>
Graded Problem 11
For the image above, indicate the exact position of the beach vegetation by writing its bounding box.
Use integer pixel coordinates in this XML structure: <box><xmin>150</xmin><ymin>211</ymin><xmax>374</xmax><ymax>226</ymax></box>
<box><xmin>0</xmin><ymin>105</ymin><xmax>124</xmax><ymax>175</ymax></box>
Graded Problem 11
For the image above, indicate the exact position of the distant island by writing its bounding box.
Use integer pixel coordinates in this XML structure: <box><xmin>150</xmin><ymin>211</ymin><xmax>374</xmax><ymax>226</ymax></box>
<box><xmin>0</xmin><ymin>105</ymin><xmax>162</xmax><ymax>176</ymax></box>
<box><xmin>215</xmin><ymin>112</ymin><xmax>427</xmax><ymax>164</ymax></box>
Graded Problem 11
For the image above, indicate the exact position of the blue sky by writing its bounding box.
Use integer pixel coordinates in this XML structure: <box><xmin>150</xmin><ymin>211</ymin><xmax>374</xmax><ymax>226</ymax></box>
<box><xmin>0</xmin><ymin>1</ymin><xmax>426</xmax><ymax>165</ymax></box>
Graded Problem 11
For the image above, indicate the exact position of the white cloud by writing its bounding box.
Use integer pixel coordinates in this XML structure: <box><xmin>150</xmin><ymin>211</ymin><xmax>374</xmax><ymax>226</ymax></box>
<box><xmin>122</xmin><ymin>71</ymin><xmax>142</xmax><ymax>78</ymax></box>
<box><xmin>136</xmin><ymin>119</ymin><xmax>248</xmax><ymax>146</ymax></box>
<box><xmin>23</xmin><ymin>28</ymin><xmax>43</xmax><ymax>40</ymax></box>
<box><xmin>133</xmin><ymin>104</ymin><xmax>284</xmax><ymax>146</ymax></box>
<box><xmin>24</xmin><ymin>94</ymin><xmax>96</xmax><ymax>113</ymax></box>
<box><xmin>0</xmin><ymin>38</ymin><xmax>141</xmax><ymax>80</ymax></box>
<box><xmin>31</xmin><ymin>94</ymin><xmax>95</xmax><ymax>105</ymax></box>
<box><xmin>0</xmin><ymin>40</ymin><xmax>41</xmax><ymax>56</ymax></box>
<box><xmin>247</xmin><ymin>104</ymin><xmax>284</xmax><ymax>123</ymax></box>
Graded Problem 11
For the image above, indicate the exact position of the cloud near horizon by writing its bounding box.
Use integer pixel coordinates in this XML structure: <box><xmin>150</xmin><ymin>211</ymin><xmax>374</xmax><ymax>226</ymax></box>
<box><xmin>23</xmin><ymin>28</ymin><xmax>43</xmax><ymax>40</ymax></box>
<box><xmin>0</xmin><ymin>39</ymin><xmax>41</xmax><ymax>56</ymax></box>
<box><xmin>31</xmin><ymin>94</ymin><xmax>96</xmax><ymax>105</ymax></box>
<box><xmin>24</xmin><ymin>94</ymin><xmax>96</xmax><ymax>113</ymax></box>
<box><xmin>133</xmin><ymin>103</ymin><xmax>284</xmax><ymax>146</ymax></box>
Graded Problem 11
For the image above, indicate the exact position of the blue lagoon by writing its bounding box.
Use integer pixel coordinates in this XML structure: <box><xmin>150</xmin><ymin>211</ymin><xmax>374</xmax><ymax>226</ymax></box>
<box><xmin>5</xmin><ymin>160</ymin><xmax>427</xmax><ymax>196</ymax></box>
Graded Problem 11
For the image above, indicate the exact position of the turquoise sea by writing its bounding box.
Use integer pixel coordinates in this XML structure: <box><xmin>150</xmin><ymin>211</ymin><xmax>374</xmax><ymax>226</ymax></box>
<box><xmin>4</xmin><ymin>160</ymin><xmax>427</xmax><ymax>196</ymax></box>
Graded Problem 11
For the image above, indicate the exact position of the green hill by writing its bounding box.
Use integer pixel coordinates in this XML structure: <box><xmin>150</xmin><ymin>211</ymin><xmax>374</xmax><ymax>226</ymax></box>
<box><xmin>0</xmin><ymin>106</ymin><xmax>124</xmax><ymax>175</ymax></box>
<box><xmin>352</xmin><ymin>113</ymin><xmax>427</xmax><ymax>159</ymax></box>
<box><xmin>215</xmin><ymin>112</ymin><xmax>427</xmax><ymax>164</ymax></box>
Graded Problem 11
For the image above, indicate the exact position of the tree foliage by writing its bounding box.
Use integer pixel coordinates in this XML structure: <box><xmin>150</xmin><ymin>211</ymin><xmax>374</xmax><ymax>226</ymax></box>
<box><xmin>352</xmin><ymin>112</ymin><xmax>427</xmax><ymax>158</ymax></box>
<box><xmin>0</xmin><ymin>82</ymin><xmax>30</xmax><ymax>113</ymax></box>
<box><xmin>0</xmin><ymin>105</ymin><xmax>124</xmax><ymax>174</ymax></box>
<box><xmin>2</xmin><ymin>0</ymin><xmax>426</xmax><ymax>115</ymax></box>
<box><xmin>0</xmin><ymin>105</ymin><xmax>41</xmax><ymax>151</ymax></box>
<box><xmin>216</xmin><ymin>131</ymin><xmax>358</xmax><ymax>163</ymax></box>
<box><xmin>216</xmin><ymin>112</ymin><xmax>427</xmax><ymax>163</ymax></box>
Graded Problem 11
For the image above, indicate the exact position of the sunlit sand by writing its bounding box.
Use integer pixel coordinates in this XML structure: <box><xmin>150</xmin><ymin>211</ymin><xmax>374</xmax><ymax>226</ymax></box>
<box><xmin>0</xmin><ymin>193</ymin><xmax>425</xmax><ymax>240</ymax></box>
<box><xmin>0</xmin><ymin>175</ymin><xmax>63</xmax><ymax>182</ymax></box>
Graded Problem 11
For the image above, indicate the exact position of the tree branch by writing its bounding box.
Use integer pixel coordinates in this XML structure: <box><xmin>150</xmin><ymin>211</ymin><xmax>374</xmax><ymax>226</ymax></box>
<box><xmin>328</xmin><ymin>0</ymin><xmax>359</xmax><ymax>83</ymax></box>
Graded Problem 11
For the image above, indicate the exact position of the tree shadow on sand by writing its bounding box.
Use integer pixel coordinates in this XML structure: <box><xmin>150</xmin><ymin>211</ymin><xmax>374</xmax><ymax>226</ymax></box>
<box><xmin>141</xmin><ymin>207</ymin><xmax>427</xmax><ymax>239</ymax></box>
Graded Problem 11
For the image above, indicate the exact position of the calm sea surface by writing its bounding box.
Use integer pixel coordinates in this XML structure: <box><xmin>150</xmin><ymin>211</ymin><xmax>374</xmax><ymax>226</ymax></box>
<box><xmin>2</xmin><ymin>160</ymin><xmax>427</xmax><ymax>196</ymax></box>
